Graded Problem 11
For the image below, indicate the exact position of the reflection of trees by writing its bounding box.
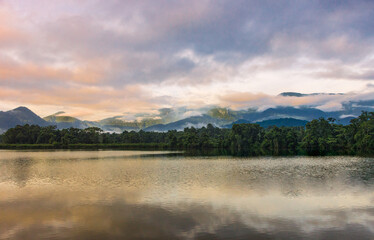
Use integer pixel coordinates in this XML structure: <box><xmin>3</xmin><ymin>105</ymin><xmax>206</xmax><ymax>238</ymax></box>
<box><xmin>347</xmin><ymin>158</ymin><xmax>374</xmax><ymax>184</ymax></box>
<box><xmin>11</xmin><ymin>157</ymin><xmax>34</xmax><ymax>187</ymax></box>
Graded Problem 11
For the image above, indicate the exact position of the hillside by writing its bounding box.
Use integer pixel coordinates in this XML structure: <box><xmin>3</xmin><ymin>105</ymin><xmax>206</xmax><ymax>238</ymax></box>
<box><xmin>0</xmin><ymin>107</ymin><xmax>48</xmax><ymax>133</ymax></box>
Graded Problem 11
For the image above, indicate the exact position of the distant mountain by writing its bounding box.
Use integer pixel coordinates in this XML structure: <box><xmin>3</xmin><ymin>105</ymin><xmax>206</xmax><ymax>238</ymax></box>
<box><xmin>339</xmin><ymin>99</ymin><xmax>374</xmax><ymax>115</ymax></box>
<box><xmin>43</xmin><ymin>112</ymin><xmax>95</xmax><ymax>129</ymax></box>
<box><xmin>143</xmin><ymin>115</ymin><xmax>226</xmax><ymax>132</ymax></box>
<box><xmin>98</xmin><ymin>116</ymin><xmax>163</xmax><ymax>131</ymax></box>
<box><xmin>224</xmin><ymin>118</ymin><xmax>308</xmax><ymax>128</ymax></box>
<box><xmin>237</xmin><ymin>106</ymin><xmax>327</xmax><ymax>122</ymax></box>
<box><xmin>224</xmin><ymin>119</ymin><xmax>251</xmax><ymax>127</ymax></box>
<box><xmin>0</xmin><ymin>103</ymin><xmax>372</xmax><ymax>133</ymax></box>
<box><xmin>279</xmin><ymin>92</ymin><xmax>306</xmax><ymax>97</ymax></box>
<box><xmin>143</xmin><ymin>109</ymin><xmax>237</xmax><ymax>132</ymax></box>
<box><xmin>44</xmin><ymin>114</ymin><xmax>79</xmax><ymax>123</ymax></box>
<box><xmin>335</xmin><ymin>117</ymin><xmax>355</xmax><ymax>125</ymax></box>
<box><xmin>207</xmin><ymin>107</ymin><xmax>236</xmax><ymax>121</ymax></box>
<box><xmin>256</xmin><ymin>118</ymin><xmax>308</xmax><ymax>128</ymax></box>
<box><xmin>0</xmin><ymin>107</ymin><xmax>48</xmax><ymax>133</ymax></box>
<box><xmin>98</xmin><ymin>117</ymin><xmax>140</xmax><ymax>132</ymax></box>
<box><xmin>279</xmin><ymin>92</ymin><xmax>344</xmax><ymax>97</ymax></box>
<box><xmin>8</xmin><ymin>107</ymin><xmax>47</xmax><ymax>125</ymax></box>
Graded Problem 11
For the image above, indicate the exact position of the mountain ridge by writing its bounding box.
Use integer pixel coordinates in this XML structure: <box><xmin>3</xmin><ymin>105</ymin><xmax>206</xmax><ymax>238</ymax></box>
<box><xmin>0</xmin><ymin>103</ymin><xmax>372</xmax><ymax>133</ymax></box>
<box><xmin>0</xmin><ymin>106</ymin><xmax>48</xmax><ymax>133</ymax></box>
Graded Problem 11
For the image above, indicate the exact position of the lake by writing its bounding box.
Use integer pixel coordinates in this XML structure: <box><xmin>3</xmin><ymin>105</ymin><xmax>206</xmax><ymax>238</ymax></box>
<box><xmin>0</xmin><ymin>150</ymin><xmax>373</xmax><ymax>240</ymax></box>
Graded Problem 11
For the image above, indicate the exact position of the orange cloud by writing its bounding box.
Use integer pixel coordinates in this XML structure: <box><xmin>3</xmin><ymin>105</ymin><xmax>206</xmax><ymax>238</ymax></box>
<box><xmin>0</xmin><ymin>57</ymin><xmax>111</xmax><ymax>85</ymax></box>
<box><xmin>0</xmin><ymin>84</ymin><xmax>161</xmax><ymax>120</ymax></box>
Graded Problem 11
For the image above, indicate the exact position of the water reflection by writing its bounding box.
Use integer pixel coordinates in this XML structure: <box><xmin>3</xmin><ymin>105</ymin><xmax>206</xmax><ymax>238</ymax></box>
<box><xmin>0</xmin><ymin>150</ymin><xmax>373</xmax><ymax>240</ymax></box>
<box><xmin>11</xmin><ymin>157</ymin><xmax>34</xmax><ymax>187</ymax></box>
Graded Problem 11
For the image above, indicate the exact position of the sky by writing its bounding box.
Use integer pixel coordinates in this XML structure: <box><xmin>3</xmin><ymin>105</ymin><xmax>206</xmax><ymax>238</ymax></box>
<box><xmin>0</xmin><ymin>0</ymin><xmax>373</xmax><ymax>120</ymax></box>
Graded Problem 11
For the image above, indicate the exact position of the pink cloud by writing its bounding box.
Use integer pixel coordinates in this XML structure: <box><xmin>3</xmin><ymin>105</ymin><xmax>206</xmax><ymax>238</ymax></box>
<box><xmin>0</xmin><ymin>0</ymin><xmax>373</xmax><ymax>120</ymax></box>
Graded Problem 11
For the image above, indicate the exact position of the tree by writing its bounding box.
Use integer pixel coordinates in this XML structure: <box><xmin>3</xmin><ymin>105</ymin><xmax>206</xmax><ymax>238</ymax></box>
<box><xmin>353</xmin><ymin>112</ymin><xmax>374</xmax><ymax>155</ymax></box>
<box><xmin>230</xmin><ymin>123</ymin><xmax>264</xmax><ymax>155</ymax></box>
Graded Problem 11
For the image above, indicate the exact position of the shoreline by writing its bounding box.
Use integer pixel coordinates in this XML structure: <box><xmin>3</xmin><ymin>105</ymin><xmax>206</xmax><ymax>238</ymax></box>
<box><xmin>1</xmin><ymin>144</ymin><xmax>371</xmax><ymax>157</ymax></box>
<box><xmin>0</xmin><ymin>143</ymin><xmax>169</xmax><ymax>150</ymax></box>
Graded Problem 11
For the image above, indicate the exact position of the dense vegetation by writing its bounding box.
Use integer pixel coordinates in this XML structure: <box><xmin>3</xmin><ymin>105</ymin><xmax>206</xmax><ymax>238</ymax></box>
<box><xmin>1</xmin><ymin>112</ymin><xmax>373</xmax><ymax>156</ymax></box>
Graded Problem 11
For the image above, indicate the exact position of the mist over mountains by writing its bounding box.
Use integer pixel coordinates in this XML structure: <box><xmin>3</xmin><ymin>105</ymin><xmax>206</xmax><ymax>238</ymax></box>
<box><xmin>1</xmin><ymin>94</ymin><xmax>372</xmax><ymax>133</ymax></box>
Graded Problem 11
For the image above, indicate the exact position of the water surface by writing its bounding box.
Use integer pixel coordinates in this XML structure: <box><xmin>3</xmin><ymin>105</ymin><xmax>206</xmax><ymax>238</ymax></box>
<box><xmin>0</xmin><ymin>150</ymin><xmax>373</xmax><ymax>239</ymax></box>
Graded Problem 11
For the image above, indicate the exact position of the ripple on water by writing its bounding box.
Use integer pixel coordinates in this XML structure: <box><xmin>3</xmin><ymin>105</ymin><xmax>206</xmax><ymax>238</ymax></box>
<box><xmin>0</xmin><ymin>150</ymin><xmax>373</xmax><ymax>240</ymax></box>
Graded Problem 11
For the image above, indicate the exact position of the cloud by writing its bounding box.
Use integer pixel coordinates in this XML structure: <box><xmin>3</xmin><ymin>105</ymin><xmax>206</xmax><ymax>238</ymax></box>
<box><xmin>0</xmin><ymin>0</ymin><xmax>373</xmax><ymax>118</ymax></box>
<box><xmin>0</xmin><ymin>84</ymin><xmax>165</xmax><ymax>120</ymax></box>
<box><xmin>219</xmin><ymin>89</ymin><xmax>374</xmax><ymax>112</ymax></box>
<box><xmin>2</xmin><ymin>196</ymin><xmax>373</xmax><ymax>240</ymax></box>
<box><xmin>0</xmin><ymin>8</ymin><xmax>28</xmax><ymax>48</ymax></box>
<box><xmin>314</xmin><ymin>67</ymin><xmax>374</xmax><ymax>81</ymax></box>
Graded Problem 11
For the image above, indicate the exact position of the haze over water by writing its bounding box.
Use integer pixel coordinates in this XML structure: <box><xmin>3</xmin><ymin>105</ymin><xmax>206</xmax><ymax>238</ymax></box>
<box><xmin>0</xmin><ymin>150</ymin><xmax>373</xmax><ymax>239</ymax></box>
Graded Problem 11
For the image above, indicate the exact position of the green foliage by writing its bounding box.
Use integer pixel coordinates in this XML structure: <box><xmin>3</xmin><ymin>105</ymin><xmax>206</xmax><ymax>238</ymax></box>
<box><xmin>44</xmin><ymin>115</ymin><xmax>79</xmax><ymax>123</ymax></box>
<box><xmin>230</xmin><ymin>123</ymin><xmax>263</xmax><ymax>155</ymax></box>
<box><xmin>302</xmin><ymin>118</ymin><xmax>336</xmax><ymax>155</ymax></box>
<box><xmin>99</xmin><ymin>117</ymin><xmax>164</xmax><ymax>129</ymax></box>
<box><xmin>2</xmin><ymin>124</ymin><xmax>53</xmax><ymax>144</ymax></box>
<box><xmin>351</xmin><ymin>112</ymin><xmax>374</xmax><ymax>155</ymax></box>
<box><xmin>207</xmin><ymin>108</ymin><xmax>236</xmax><ymax>121</ymax></box>
<box><xmin>300</xmin><ymin>112</ymin><xmax>373</xmax><ymax>156</ymax></box>
<box><xmin>262</xmin><ymin>126</ymin><xmax>303</xmax><ymax>155</ymax></box>
<box><xmin>1</xmin><ymin>112</ymin><xmax>373</xmax><ymax>156</ymax></box>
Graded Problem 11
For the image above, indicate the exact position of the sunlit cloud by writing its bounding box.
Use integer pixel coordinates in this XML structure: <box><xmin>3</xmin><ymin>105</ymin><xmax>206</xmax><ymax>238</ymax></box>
<box><xmin>0</xmin><ymin>0</ymin><xmax>373</xmax><ymax>120</ymax></box>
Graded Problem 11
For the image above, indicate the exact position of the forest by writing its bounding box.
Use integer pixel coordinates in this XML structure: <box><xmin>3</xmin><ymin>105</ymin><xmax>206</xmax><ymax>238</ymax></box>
<box><xmin>0</xmin><ymin>111</ymin><xmax>373</xmax><ymax>156</ymax></box>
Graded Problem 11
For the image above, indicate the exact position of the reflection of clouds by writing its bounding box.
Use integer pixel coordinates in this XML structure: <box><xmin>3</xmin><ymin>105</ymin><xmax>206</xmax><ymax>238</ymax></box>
<box><xmin>0</xmin><ymin>152</ymin><xmax>374</xmax><ymax>239</ymax></box>
<box><xmin>0</xmin><ymin>197</ymin><xmax>373</xmax><ymax>240</ymax></box>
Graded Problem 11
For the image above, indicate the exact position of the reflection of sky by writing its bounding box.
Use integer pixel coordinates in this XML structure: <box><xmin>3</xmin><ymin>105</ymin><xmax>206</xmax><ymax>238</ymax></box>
<box><xmin>0</xmin><ymin>150</ymin><xmax>373</xmax><ymax>239</ymax></box>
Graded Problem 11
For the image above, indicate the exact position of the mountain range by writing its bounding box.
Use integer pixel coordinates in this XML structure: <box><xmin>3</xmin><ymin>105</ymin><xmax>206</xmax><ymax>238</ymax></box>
<box><xmin>0</xmin><ymin>97</ymin><xmax>373</xmax><ymax>133</ymax></box>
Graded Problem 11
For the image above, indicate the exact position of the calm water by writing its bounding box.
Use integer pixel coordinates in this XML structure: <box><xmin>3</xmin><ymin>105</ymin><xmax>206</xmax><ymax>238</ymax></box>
<box><xmin>0</xmin><ymin>150</ymin><xmax>373</xmax><ymax>240</ymax></box>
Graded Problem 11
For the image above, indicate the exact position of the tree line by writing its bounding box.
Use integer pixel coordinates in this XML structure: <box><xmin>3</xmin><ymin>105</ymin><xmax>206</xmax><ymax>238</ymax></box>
<box><xmin>1</xmin><ymin>112</ymin><xmax>373</xmax><ymax>156</ymax></box>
